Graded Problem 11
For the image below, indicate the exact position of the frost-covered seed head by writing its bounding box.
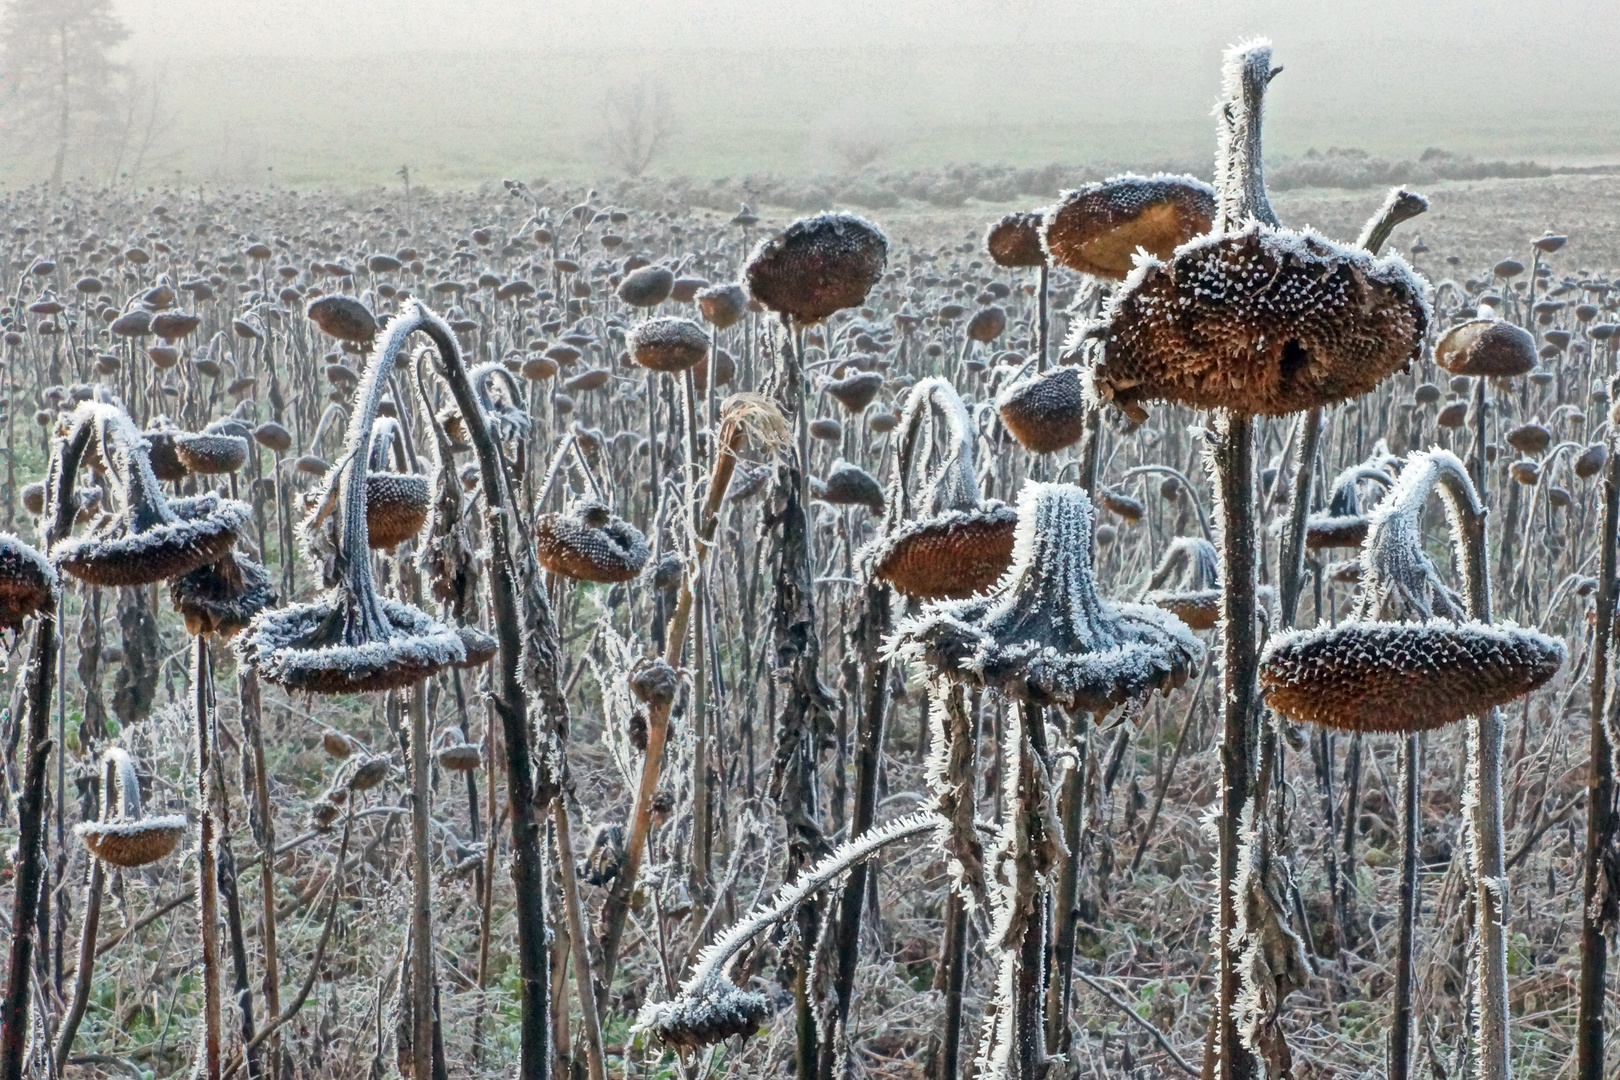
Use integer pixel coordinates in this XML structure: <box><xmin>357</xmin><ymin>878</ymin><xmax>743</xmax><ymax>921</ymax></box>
<box><xmin>454</xmin><ymin>624</ymin><xmax>497</xmax><ymax>669</ymax></box>
<box><xmin>75</xmin><ymin>748</ymin><xmax>186</xmax><ymax>868</ymax></box>
<box><xmin>534</xmin><ymin>498</ymin><xmax>649</xmax><ymax>583</ymax></box>
<box><xmin>821</xmin><ymin>461</ymin><xmax>884</xmax><ymax>512</ymax></box>
<box><xmin>236</xmin><ymin>592</ymin><xmax>466</xmax><ymax>695</ymax></box>
<box><xmin>996</xmin><ymin>365</ymin><xmax>1088</xmax><ymax>454</ymax></box>
<box><xmin>56</xmin><ymin>492</ymin><xmax>251</xmax><ymax>588</ymax></box>
<box><xmin>868</xmin><ymin>507</ymin><xmax>1018</xmax><ymax>601</ymax></box>
<box><xmin>965</xmin><ymin>306</ymin><xmax>1007</xmax><ymax>343</ymax></box>
<box><xmin>169</xmin><ymin>549</ymin><xmax>275</xmax><ymax>638</ymax></box>
<box><xmin>346</xmin><ymin>754</ymin><xmax>391</xmax><ymax>792</ymax></box>
<box><xmin>173</xmin><ymin>432</ymin><xmax>248</xmax><ymax>475</ymax></box>
<box><xmin>0</xmin><ymin>533</ymin><xmax>57</xmax><ymax>632</ymax></box>
<box><xmin>638</xmin><ymin>979</ymin><xmax>771</xmax><ymax>1050</ymax></box>
<box><xmin>1043</xmin><ymin>175</ymin><xmax>1216</xmax><ymax>280</ymax></box>
<box><xmin>890</xmin><ymin>483</ymin><xmax>1203</xmax><ymax>715</ymax></box>
<box><xmin>984</xmin><ymin>211</ymin><xmax>1048</xmax><ymax>268</ymax></box>
<box><xmin>437</xmin><ymin>743</ymin><xmax>482</xmax><ymax>772</ymax></box>
<box><xmin>630</xmin><ymin>657</ymin><xmax>678</xmax><ymax>708</ymax></box>
<box><xmin>1141</xmin><ymin>536</ymin><xmax>1221</xmax><ymax>630</ymax></box>
<box><xmin>1505</xmin><ymin>422</ymin><xmax>1551</xmax><ymax>456</ymax></box>
<box><xmin>696</xmin><ymin>283</ymin><xmax>749</xmax><ymax>329</ymax></box>
<box><xmin>1262</xmin><ymin>448</ymin><xmax>1564</xmax><ymax>732</ymax></box>
<box><xmin>1079</xmin><ymin>223</ymin><xmax>1430</xmax><ymax>416</ymax></box>
<box><xmin>365</xmin><ymin>472</ymin><xmax>432</xmax><ymax>549</ymax></box>
<box><xmin>617</xmin><ymin>265</ymin><xmax>675</xmax><ymax>308</ymax></box>
<box><xmin>1098</xmin><ymin>490</ymin><xmax>1145</xmax><ymax>524</ymax></box>
<box><xmin>306</xmin><ymin>295</ymin><xmax>377</xmax><ymax>344</ymax></box>
<box><xmin>825</xmin><ymin>370</ymin><xmax>884</xmax><ymax>413</ymax></box>
<box><xmin>1260</xmin><ymin>621</ymin><xmax>1564</xmax><ymax>734</ymax></box>
<box><xmin>626</xmin><ymin>316</ymin><xmax>708</xmax><ymax>372</ymax></box>
<box><xmin>1435</xmin><ymin>318</ymin><xmax>1536</xmax><ymax>378</ymax></box>
<box><xmin>745</xmin><ymin>213</ymin><xmax>888</xmax><ymax>324</ymax></box>
<box><xmin>861</xmin><ymin>378</ymin><xmax>1017</xmax><ymax>599</ymax></box>
<box><xmin>1305</xmin><ymin>464</ymin><xmax>1393</xmax><ymax>550</ymax></box>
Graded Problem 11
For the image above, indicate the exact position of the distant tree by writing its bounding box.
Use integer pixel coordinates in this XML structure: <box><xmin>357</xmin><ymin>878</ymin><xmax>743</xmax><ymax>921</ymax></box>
<box><xmin>820</xmin><ymin>107</ymin><xmax>902</xmax><ymax>173</ymax></box>
<box><xmin>0</xmin><ymin>0</ymin><xmax>128</xmax><ymax>186</ymax></box>
<box><xmin>105</xmin><ymin>67</ymin><xmax>176</xmax><ymax>185</ymax></box>
<box><xmin>601</xmin><ymin>79</ymin><xmax>674</xmax><ymax>179</ymax></box>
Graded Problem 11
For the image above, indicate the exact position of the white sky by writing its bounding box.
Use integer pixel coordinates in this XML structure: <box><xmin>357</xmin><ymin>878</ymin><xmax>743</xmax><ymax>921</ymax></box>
<box><xmin>114</xmin><ymin>0</ymin><xmax>1617</xmax><ymax>62</ymax></box>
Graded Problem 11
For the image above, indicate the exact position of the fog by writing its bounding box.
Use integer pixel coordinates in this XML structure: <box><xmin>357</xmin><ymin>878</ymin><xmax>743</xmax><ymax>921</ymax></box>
<box><xmin>38</xmin><ymin>0</ymin><xmax>1620</xmax><ymax>185</ymax></box>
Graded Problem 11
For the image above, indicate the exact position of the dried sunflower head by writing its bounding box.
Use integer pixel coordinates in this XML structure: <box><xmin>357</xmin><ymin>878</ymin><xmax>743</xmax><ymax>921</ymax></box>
<box><xmin>630</xmin><ymin>657</ymin><xmax>678</xmax><ymax>709</ymax></box>
<box><xmin>618</xmin><ymin>265</ymin><xmax>675</xmax><ymax>308</ymax></box>
<box><xmin>824</xmin><ymin>370</ymin><xmax>884</xmax><ymax>413</ymax></box>
<box><xmin>637</xmin><ymin>977</ymin><xmax>771</xmax><ymax>1050</ymax></box>
<box><xmin>1434</xmin><ymin>317</ymin><xmax>1537</xmax><ymax>378</ymax></box>
<box><xmin>436</xmin><ymin>742</ymin><xmax>482</xmax><ymax>772</ymax></box>
<box><xmin>239</xmin><ymin>589</ymin><xmax>464</xmax><ymax>695</ymax></box>
<box><xmin>745</xmin><ymin>213</ymin><xmax>887</xmax><ymax>325</ymax></box>
<box><xmin>996</xmin><ymin>365</ymin><xmax>1088</xmax><ymax>454</ymax></box>
<box><xmin>1305</xmin><ymin>463</ymin><xmax>1394</xmax><ymax>550</ymax></box>
<box><xmin>627</xmin><ymin>316</ymin><xmax>708</xmax><ymax>372</ymax></box>
<box><xmin>142</xmin><ymin>415</ymin><xmax>190</xmax><ymax>482</ymax></box>
<box><xmin>891</xmin><ymin>483</ymin><xmax>1203</xmax><ymax>716</ymax></box>
<box><xmin>861</xmin><ymin>378</ymin><xmax>1016</xmax><ymax>600</ymax></box>
<box><xmin>820</xmin><ymin>461</ymin><xmax>884</xmax><ymax>513</ymax></box>
<box><xmin>47</xmin><ymin>403</ymin><xmax>251</xmax><ymax>588</ymax></box>
<box><xmin>1260</xmin><ymin>620</ymin><xmax>1563</xmax><ymax>734</ymax></box>
<box><xmin>75</xmin><ymin>748</ymin><xmax>186</xmax><ymax>868</ymax></box>
<box><xmin>174</xmin><ymin>430</ymin><xmax>248</xmax><ymax>475</ymax></box>
<box><xmin>307</xmin><ymin>295</ymin><xmax>378</xmax><ymax>344</ymax></box>
<box><xmin>984</xmin><ymin>210</ymin><xmax>1048</xmax><ymax>268</ymax></box>
<box><xmin>1141</xmin><ymin>536</ymin><xmax>1221</xmax><ymax>631</ymax></box>
<box><xmin>1078</xmin><ymin>223</ymin><xmax>1430</xmax><ymax>416</ymax></box>
<box><xmin>696</xmin><ymin>283</ymin><xmax>749</xmax><ymax>330</ymax></box>
<box><xmin>0</xmin><ymin>533</ymin><xmax>57</xmax><ymax>633</ymax></box>
<box><xmin>170</xmin><ymin>548</ymin><xmax>275</xmax><ymax>637</ymax></box>
<box><xmin>535</xmin><ymin>499</ymin><xmax>649</xmax><ymax>583</ymax></box>
<box><xmin>236</xmin><ymin>303</ymin><xmax>467</xmax><ymax>694</ymax></box>
<box><xmin>1261</xmin><ymin>449</ymin><xmax>1564</xmax><ymax>733</ymax></box>
<box><xmin>364</xmin><ymin>472</ymin><xmax>431</xmax><ymax>549</ymax></box>
<box><xmin>454</xmin><ymin>624</ymin><xmax>497</xmax><ymax>669</ymax></box>
<box><xmin>1043</xmin><ymin>174</ymin><xmax>1215</xmax><ymax>280</ymax></box>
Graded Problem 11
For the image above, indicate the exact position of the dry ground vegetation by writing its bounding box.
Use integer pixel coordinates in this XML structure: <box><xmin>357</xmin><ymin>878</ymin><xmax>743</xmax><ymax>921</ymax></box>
<box><xmin>1</xmin><ymin>63</ymin><xmax>1620</xmax><ymax>1080</ymax></box>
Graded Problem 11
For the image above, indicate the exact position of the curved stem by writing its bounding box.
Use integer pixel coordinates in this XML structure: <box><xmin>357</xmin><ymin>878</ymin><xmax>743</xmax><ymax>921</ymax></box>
<box><xmin>397</xmin><ymin>302</ymin><xmax>553</xmax><ymax>1080</ymax></box>
<box><xmin>1120</xmin><ymin>465</ymin><xmax>1212</xmax><ymax>541</ymax></box>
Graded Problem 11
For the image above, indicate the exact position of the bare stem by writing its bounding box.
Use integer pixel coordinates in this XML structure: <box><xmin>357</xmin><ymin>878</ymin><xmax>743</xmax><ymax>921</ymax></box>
<box><xmin>1576</xmin><ymin>395</ymin><xmax>1620</xmax><ymax>1080</ymax></box>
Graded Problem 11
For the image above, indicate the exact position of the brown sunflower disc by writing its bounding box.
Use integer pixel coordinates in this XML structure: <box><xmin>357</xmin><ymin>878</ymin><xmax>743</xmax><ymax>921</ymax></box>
<box><xmin>871</xmin><ymin>507</ymin><xmax>1018</xmax><ymax>600</ymax></box>
<box><xmin>1260</xmin><ymin>620</ymin><xmax>1564</xmax><ymax>734</ymax></box>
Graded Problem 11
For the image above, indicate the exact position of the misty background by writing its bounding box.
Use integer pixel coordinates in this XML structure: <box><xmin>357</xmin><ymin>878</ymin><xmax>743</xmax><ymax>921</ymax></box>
<box><xmin>9</xmin><ymin>0</ymin><xmax>1620</xmax><ymax>188</ymax></box>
